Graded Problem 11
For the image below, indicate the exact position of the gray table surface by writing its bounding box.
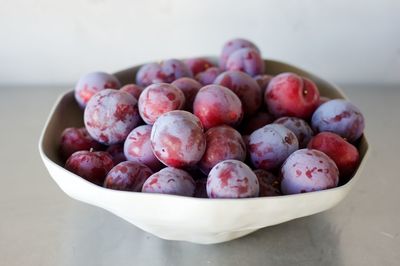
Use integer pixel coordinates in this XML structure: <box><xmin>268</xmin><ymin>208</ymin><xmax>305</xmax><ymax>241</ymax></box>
<box><xmin>0</xmin><ymin>85</ymin><xmax>399</xmax><ymax>266</ymax></box>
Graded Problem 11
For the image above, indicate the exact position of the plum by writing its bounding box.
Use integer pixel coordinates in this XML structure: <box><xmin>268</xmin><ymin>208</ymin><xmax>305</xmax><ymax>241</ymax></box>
<box><xmin>59</xmin><ymin>127</ymin><xmax>102</xmax><ymax>159</ymax></box>
<box><xmin>65</xmin><ymin>150</ymin><xmax>114</xmax><ymax>185</ymax></box>
<box><xmin>195</xmin><ymin>67</ymin><xmax>222</xmax><ymax>86</ymax></box>
<box><xmin>136</xmin><ymin>59</ymin><xmax>193</xmax><ymax>87</ymax></box>
<box><xmin>254</xmin><ymin>74</ymin><xmax>274</xmax><ymax>96</ymax></box>
<box><xmin>142</xmin><ymin>167</ymin><xmax>195</xmax><ymax>196</ymax></box>
<box><xmin>219</xmin><ymin>38</ymin><xmax>260</xmax><ymax>70</ymax></box>
<box><xmin>265</xmin><ymin>73</ymin><xmax>320</xmax><ymax>119</ymax></box>
<box><xmin>193</xmin><ymin>84</ymin><xmax>243</xmax><ymax>129</ymax></box>
<box><xmin>120</xmin><ymin>84</ymin><xmax>143</xmax><ymax>100</ymax></box>
<box><xmin>274</xmin><ymin>117</ymin><xmax>314</xmax><ymax>148</ymax></box>
<box><xmin>249</xmin><ymin>124</ymin><xmax>298</xmax><ymax>170</ymax></box>
<box><xmin>74</xmin><ymin>72</ymin><xmax>120</xmax><ymax>108</ymax></box>
<box><xmin>124</xmin><ymin>125</ymin><xmax>163</xmax><ymax>171</ymax></box>
<box><xmin>84</xmin><ymin>89</ymin><xmax>141</xmax><ymax>145</ymax></box>
<box><xmin>104</xmin><ymin>161</ymin><xmax>153</xmax><ymax>192</ymax></box>
<box><xmin>226</xmin><ymin>48</ymin><xmax>264</xmax><ymax>77</ymax></box>
<box><xmin>138</xmin><ymin>83</ymin><xmax>185</xmax><ymax>125</ymax></box>
<box><xmin>308</xmin><ymin>132</ymin><xmax>359</xmax><ymax>178</ymax></box>
<box><xmin>214</xmin><ymin>70</ymin><xmax>262</xmax><ymax>116</ymax></box>
<box><xmin>311</xmin><ymin>99</ymin><xmax>365</xmax><ymax>142</ymax></box>
<box><xmin>280</xmin><ymin>149</ymin><xmax>339</xmax><ymax>194</ymax></box>
<box><xmin>151</xmin><ymin>110</ymin><xmax>206</xmax><ymax>168</ymax></box>
<box><xmin>206</xmin><ymin>160</ymin><xmax>259</xmax><ymax>198</ymax></box>
<box><xmin>135</xmin><ymin>63</ymin><xmax>162</xmax><ymax>87</ymax></box>
<box><xmin>199</xmin><ymin>125</ymin><xmax>246</xmax><ymax>174</ymax></box>
<box><xmin>171</xmin><ymin>77</ymin><xmax>202</xmax><ymax>111</ymax></box>
<box><xmin>184</xmin><ymin>57</ymin><xmax>215</xmax><ymax>76</ymax></box>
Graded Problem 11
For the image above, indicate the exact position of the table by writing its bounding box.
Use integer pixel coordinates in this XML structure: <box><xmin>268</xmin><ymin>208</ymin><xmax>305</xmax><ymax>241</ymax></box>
<box><xmin>0</xmin><ymin>85</ymin><xmax>399</xmax><ymax>266</ymax></box>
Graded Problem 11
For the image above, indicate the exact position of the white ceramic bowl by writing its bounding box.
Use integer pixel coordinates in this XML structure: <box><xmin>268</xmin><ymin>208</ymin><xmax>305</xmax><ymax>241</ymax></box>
<box><xmin>39</xmin><ymin>59</ymin><xmax>369</xmax><ymax>244</ymax></box>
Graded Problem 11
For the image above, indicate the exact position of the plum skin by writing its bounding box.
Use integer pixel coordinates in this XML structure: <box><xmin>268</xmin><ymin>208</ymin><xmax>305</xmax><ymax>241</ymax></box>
<box><xmin>198</xmin><ymin>125</ymin><xmax>246</xmax><ymax>175</ymax></box>
<box><xmin>136</xmin><ymin>59</ymin><xmax>193</xmax><ymax>87</ymax></box>
<box><xmin>104</xmin><ymin>161</ymin><xmax>153</xmax><ymax>192</ymax></box>
<box><xmin>193</xmin><ymin>84</ymin><xmax>243</xmax><ymax>129</ymax></box>
<box><xmin>254</xmin><ymin>74</ymin><xmax>274</xmax><ymax>96</ymax></box>
<box><xmin>138</xmin><ymin>83</ymin><xmax>185</xmax><ymax>125</ymax></box>
<box><xmin>195</xmin><ymin>67</ymin><xmax>222</xmax><ymax>86</ymax></box>
<box><xmin>142</xmin><ymin>167</ymin><xmax>196</xmax><ymax>196</ymax></box>
<box><xmin>308</xmin><ymin>132</ymin><xmax>359</xmax><ymax>178</ymax></box>
<box><xmin>214</xmin><ymin>70</ymin><xmax>262</xmax><ymax>116</ymax></box>
<box><xmin>206</xmin><ymin>160</ymin><xmax>259</xmax><ymax>198</ymax></box>
<box><xmin>151</xmin><ymin>110</ymin><xmax>206</xmax><ymax>168</ymax></box>
<box><xmin>120</xmin><ymin>84</ymin><xmax>143</xmax><ymax>100</ymax></box>
<box><xmin>59</xmin><ymin>127</ymin><xmax>102</xmax><ymax>159</ymax></box>
<box><xmin>184</xmin><ymin>57</ymin><xmax>215</xmax><ymax>76</ymax></box>
<box><xmin>65</xmin><ymin>150</ymin><xmax>114</xmax><ymax>186</ymax></box>
<box><xmin>219</xmin><ymin>38</ymin><xmax>260</xmax><ymax>70</ymax></box>
<box><xmin>171</xmin><ymin>77</ymin><xmax>202</xmax><ymax>111</ymax></box>
<box><xmin>311</xmin><ymin>99</ymin><xmax>365</xmax><ymax>142</ymax></box>
<box><xmin>265</xmin><ymin>72</ymin><xmax>320</xmax><ymax>119</ymax></box>
<box><xmin>84</xmin><ymin>89</ymin><xmax>141</xmax><ymax>145</ymax></box>
<box><xmin>249</xmin><ymin>124</ymin><xmax>299</xmax><ymax>170</ymax></box>
<box><xmin>226</xmin><ymin>47</ymin><xmax>264</xmax><ymax>77</ymax></box>
<box><xmin>124</xmin><ymin>125</ymin><xmax>162</xmax><ymax>171</ymax></box>
<box><xmin>280</xmin><ymin>149</ymin><xmax>339</xmax><ymax>195</ymax></box>
<box><xmin>274</xmin><ymin>116</ymin><xmax>314</xmax><ymax>148</ymax></box>
<box><xmin>74</xmin><ymin>72</ymin><xmax>120</xmax><ymax>108</ymax></box>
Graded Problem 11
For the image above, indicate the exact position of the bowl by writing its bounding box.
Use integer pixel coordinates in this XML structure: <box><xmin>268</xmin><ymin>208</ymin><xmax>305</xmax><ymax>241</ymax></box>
<box><xmin>39</xmin><ymin>59</ymin><xmax>369</xmax><ymax>244</ymax></box>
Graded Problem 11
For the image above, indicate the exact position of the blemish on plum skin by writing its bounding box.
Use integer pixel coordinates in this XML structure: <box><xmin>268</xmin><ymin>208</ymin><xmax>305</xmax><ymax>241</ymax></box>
<box><xmin>99</xmin><ymin>133</ymin><xmax>109</xmax><ymax>143</ymax></box>
<box><xmin>218</xmin><ymin>165</ymin><xmax>235</xmax><ymax>188</ymax></box>
<box><xmin>267</xmin><ymin>91</ymin><xmax>278</xmax><ymax>100</ymax></box>
<box><xmin>149</xmin><ymin>177</ymin><xmax>158</xmax><ymax>186</ymax></box>
<box><xmin>105</xmin><ymin>81</ymin><xmax>118</xmax><ymax>89</ymax></box>
<box><xmin>333</xmin><ymin>111</ymin><xmax>351</xmax><ymax>122</ymax></box>
<box><xmin>305</xmin><ymin>167</ymin><xmax>317</xmax><ymax>178</ymax></box>
<box><xmin>237</xmin><ymin>184</ymin><xmax>249</xmax><ymax>195</ymax></box>
<box><xmin>166</xmin><ymin>92</ymin><xmax>176</xmax><ymax>101</ymax></box>
<box><xmin>114</xmin><ymin>104</ymin><xmax>133</xmax><ymax>122</ymax></box>
<box><xmin>284</xmin><ymin>134</ymin><xmax>294</xmax><ymax>145</ymax></box>
<box><xmin>119</xmin><ymin>166</ymin><xmax>128</xmax><ymax>173</ymax></box>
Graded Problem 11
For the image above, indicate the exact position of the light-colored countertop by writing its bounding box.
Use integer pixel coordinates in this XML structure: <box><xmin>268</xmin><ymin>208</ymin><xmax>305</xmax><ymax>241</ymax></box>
<box><xmin>0</xmin><ymin>86</ymin><xmax>399</xmax><ymax>266</ymax></box>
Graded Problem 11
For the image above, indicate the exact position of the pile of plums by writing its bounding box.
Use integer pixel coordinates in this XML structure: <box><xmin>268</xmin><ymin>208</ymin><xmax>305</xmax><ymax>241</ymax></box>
<box><xmin>61</xmin><ymin>38</ymin><xmax>365</xmax><ymax>199</ymax></box>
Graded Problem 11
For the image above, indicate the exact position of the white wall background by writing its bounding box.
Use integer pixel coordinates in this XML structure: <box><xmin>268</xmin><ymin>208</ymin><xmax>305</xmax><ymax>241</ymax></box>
<box><xmin>1</xmin><ymin>0</ymin><xmax>399</xmax><ymax>86</ymax></box>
